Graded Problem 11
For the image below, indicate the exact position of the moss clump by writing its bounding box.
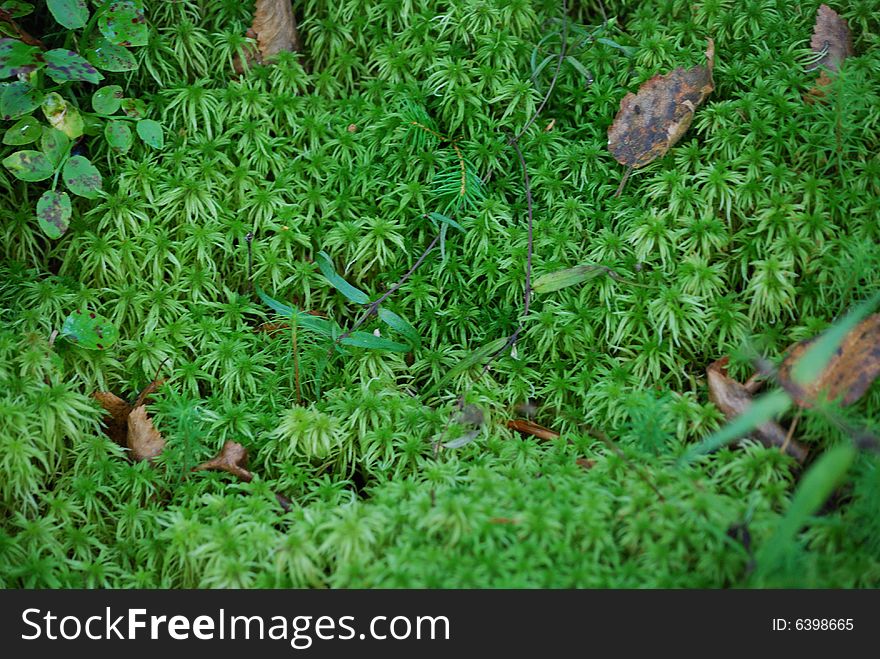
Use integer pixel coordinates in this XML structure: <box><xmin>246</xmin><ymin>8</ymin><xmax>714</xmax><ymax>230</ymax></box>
<box><xmin>2</xmin><ymin>0</ymin><xmax>880</xmax><ymax>587</ymax></box>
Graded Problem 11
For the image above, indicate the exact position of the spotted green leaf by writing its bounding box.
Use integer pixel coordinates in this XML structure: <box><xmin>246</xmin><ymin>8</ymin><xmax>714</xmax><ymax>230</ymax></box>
<box><xmin>105</xmin><ymin>120</ymin><xmax>132</xmax><ymax>153</ymax></box>
<box><xmin>2</xmin><ymin>149</ymin><xmax>54</xmax><ymax>181</ymax></box>
<box><xmin>42</xmin><ymin>92</ymin><xmax>83</xmax><ymax>139</ymax></box>
<box><xmin>99</xmin><ymin>1</ymin><xmax>148</xmax><ymax>47</ymax></box>
<box><xmin>2</xmin><ymin>115</ymin><xmax>41</xmax><ymax>145</ymax></box>
<box><xmin>60</xmin><ymin>310</ymin><xmax>118</xmax><ymax>350</ymax></box>
<box><xmin>0</xmin><ymin>38</ymin><xmax>41</xmax><ymax>78</ymax></box>
<box><xmin>92</xmin><ymin>85</ymin><xmax>123</xmax><ymax>115</ymax></box>
<box><xmin>86</xmin><ymin>38</ymin><xmax>137</xmax><ymax>72</ymax></box>
<box><xmin>44</xmin><ymin>48</ymin><xmax>103</xmax><ymax>84</ymax></box>
<box><xmin>62</xmin><ymin>155</ymin><xmax>102</xmax><ymax>198</ymax></box>
<box><xmin>0</xmin><ymin>2</ymin><xmax>35</xmax><ymax>18</ymax></box>
<box><xmin>1</xmin><ymin>81</ymin><xmax>43</xmax><ymax>119</ymax></box>
<box><xmin>47</xmin><ymin>0</ymin><xmax>89</xmax><ymax>29</ymax></box>
<box><xmin>36</xmin><ymin>189</ymin><xmax>71</xmax><ymax>239</ymax></box>
<box><xmin>136</xmin><ymin>118</ymin><xmax>163</xmax><ymax>148</ymax></box>
<box><xmin>40</xmin><ymin>126</ymin><xmax>69</xmax><ymax>166</ymax></box>
<box><xmin>120</xmin><ymin>97</ymin><xmax>146</xmax><ymax>119</ymax></box>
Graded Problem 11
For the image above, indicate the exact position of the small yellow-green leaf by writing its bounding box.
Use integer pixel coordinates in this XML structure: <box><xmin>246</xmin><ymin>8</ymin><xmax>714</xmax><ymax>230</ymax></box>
<box><xmin>2</xmin><ymin>149</ymin><xmax>54</xmax><ymax>181</ymax></box>
<box><xmin>42</xmin><ymin>92</ymin><xmax>84</xmax><ymax>139</ymax></box>
<box><xmin>2</xmin><ymin>115</ymin><xmax>42</xmax><ymax>145</ymax></box>
<box><xmin>533</xmin><ymin>265</ymin><xmax>610</xmax><ymax>294</ymax></box>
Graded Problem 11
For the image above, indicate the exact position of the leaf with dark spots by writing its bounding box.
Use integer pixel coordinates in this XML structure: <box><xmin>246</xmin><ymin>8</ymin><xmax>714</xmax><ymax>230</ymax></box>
<box><xmin>808</xmin><ymin>4</ymin><xmax>853</xmax><ymax>72</ymax></box>
<box><xmin>63</xmin><ymin>155</ymin><xmax>102</xmax><ymax>198</ymax></box>
<box><xmin>92</xmin><ymin>85</ymin><xmax>123</xmax><ymax>114</ymax></box>
<box><xmin>104</xmin><ymin>119</ymin><xmax>132</xmax><ymax>153</ymax></box>
<box><xmin>47</xmin><ymin>0</ymin><xmax>89</xmax><ymax>29</ymax></box>
<box><xmin>40</xmin><ymin>126</ymin><xmax>69</xmax><ymax>166</ymax></box>
<box><xmin>99</xmin><ymin>0</ymin><xmax>147</xmax><ymax>47</ymax></box>
<box><xmin>608</xmin><ymin>39</ymin><xmax>714</xmax><ymax>193</ymax></box>
<box><xmin>60</xmin><ymin>309</ymin><xmax>118</xmax><ymax>350</ymax></box>
<box><xmin>2</xmin><ymin>149</ymin><xmax>54</xmax><ymax>181</ymax></box>
<box><xmin>2</xmin><ymin>115</ymin><xmax>41</xmax><ymax>145</ymax></box>
<box><xmin>707</xmin><ymin>357</ymin><xmax>807</xmax><ymax>462</ymax></box>
<box><xmin>44</xmin><ymin>48</ymin><xmax>103</xmax><ymax>83</ymax></box>
<box><xmin>778</xmin><ymin>314</ymin><xmax>880</xmax><ymax>408</ymax></box>
<box><xmin>0</xmin><ymin>81</ymin><xmax>42</xmax><ymax>119</ymax></box>
<box><xmin>86</xmin><ymin>37</ymin><xmax>137</xmax><ymax>72</ymax></box>
<box><xmin>120</xmin><ymin>97</ymin><xmax>146</xmax><ymax>118</ymax></box>
<box><xmin>194</xmin><ymin>441</ymin><xmax>254</xmax><ymax>482</ymax></box>
<box><xmin>1</xmin><ymin>1</ymin><xmax>35</xmax><ymax>18</ymax></box>
<box><xmin>0</xmin><ymin>37</ymin><xmax>41</xmax><ymax>78</ymax></box>
<box><xmin>36</xmin><ymin>190</ymin><xmax>71</xmax><ymax>239</ymax></box>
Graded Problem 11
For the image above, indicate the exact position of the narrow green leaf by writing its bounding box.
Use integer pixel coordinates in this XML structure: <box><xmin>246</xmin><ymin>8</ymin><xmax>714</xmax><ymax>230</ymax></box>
<box><xmin>2</xmin><ymin>115</ymin><xmax>41</xmax><ymax>145</ymax></box>
<box><xmin>0</xmin><ymin>2</ymin><xmax>35</xmax><ymax>18</ymax></box>
<box><xmin>756</xmin><ymin>443</ymin><xmax>856</xmax><ymax>571</ymax></box>
<box><xmin>1</xmin><ymin>81</ymin><xmax>43</xmax><ymax>119</ymax></box>
<box><xmin>36</xmin><ymin>189</ymin><xmax>71</xmax><ymax>239</ymax></box>
<box><xmin>60</xmin><ymin>309</ymin><xmax>119</xmax><ymax>350</ymax></box>
<box><xmin>427</xmin><ymin>211</ymin><xmax>465</xmax><ymax>232</ymax></box>
<box><xmin>422</xmin><ymin>337</ymin><xmax>509</xmax><ymax>399</ymax></box>
<box><xmin>2</xmin><ymin>149</ymin><xmax>54</xmax><ymax>181</ymax></box>
<box><xmin>44</xmin><ymin>48</ymin><xmax>103</xmax><ymax>84</ymax></box>
<box><xmin>341</xmin><ymin>332</ymin><xmax>410</xmax><ymax>352</ymax></box>
<box><xmin>532</xmin><ymin>265</ymin><xmax>610</xmax><ymax>294</ymax></box>
<box><xmin>136</xmin><ymin>118</ymin><xmax>163</xmax><ymax>148</ymax></box>
<box><xmin>255</xmin><ymin>284</ymin><xmax>336</xmax><ymax>337</ymax></box>
<box><xmin>99</xmin><ymin>1</ymin><xmax>148</xmax><ymax>47</ymax></box>
<box><xmin>62</xmin><ymin>155</ymin><xmax>102</xmax><ymax>198</ymax></box>
<box><xmin>681</xmin><ymin>389</ymin><xmax>793</xmax><ymax>462</ymax></box>
<box><xmin>47</xmin><ymin>0</ymin><xmax>88</xmax><ymax>29</ymax></box>
<box><xmin>92</xmin><ymin>85</ymin><xmax>123</xmax><ymax>115</ymax></box>
<box><xmin>378</xmin><ymin>307</ymin><xmax>420</xmax><ymax>346</ymax></box>
<box><xmin>104</xmin><ymin>119</ymin><xmax>133</xmax><ymax>153</ymax></box>
<box><xmin>39</xmin><ymin>126</ymin><xmax>69</xmax><ymax>166</ymax></box>
<box><xmin>315</xmin><ymin>251</ymin><xmax>370</xmax><ymax>304</ymax></box>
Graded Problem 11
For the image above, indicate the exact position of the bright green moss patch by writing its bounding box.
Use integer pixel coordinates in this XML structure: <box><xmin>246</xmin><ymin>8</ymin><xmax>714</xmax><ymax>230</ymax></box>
<box><xmin>2</xmin><ymin>0</ymin><xmax>880</xmax><ymax>588</ymax></box>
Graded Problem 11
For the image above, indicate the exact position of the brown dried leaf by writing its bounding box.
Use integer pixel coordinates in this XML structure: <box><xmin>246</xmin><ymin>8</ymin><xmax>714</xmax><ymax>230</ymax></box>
<box><xmin>93</xmin><ymin>391</ymin><xmax>132</xmax><ymax>445</ymax></box>
<box><xmin>608</xmin><ymin>39</ymin><xmax>715</xmax><ymax>170</ymax></box>
<box><xmin>133</xmin><ymin>377</ymin><xmax>165</xmax><ymax>409</ymax></box>
<box><xmin>707</xmin><ymin>357</ymin><xmax>808</xmax><ymax>462</ymax></box>
<box><xmin>194</xmin><ymin>440</ymin><xmax>254</xmax><ymax>482</ymax></box>
<box><xmin>576</xmin><ymin>458</ymin><xmax>596</xmax><ymax>470</ymax></box>
<box><xmin>127</xmin><ymin>405</ymin><xmax>165</xmax><ymax>462</ymax></box>
<box><xmin>251</xmin><ymin>0</ymin><xmax>301</xmax><ymax>62</ymax></box>
<box><xmin>808</xmin><ymin>4</ymin><xmax>853</xmax><ymax>72</ymax></box>
<box><xmin>507</xmin><ymin>419</ymin><xmax>560</xmax><ymax>441</ymax></box>
<box><xmin>778</xmin><ymin>314</ymin><xmax>880</xmax><ymax>408</ymax></box>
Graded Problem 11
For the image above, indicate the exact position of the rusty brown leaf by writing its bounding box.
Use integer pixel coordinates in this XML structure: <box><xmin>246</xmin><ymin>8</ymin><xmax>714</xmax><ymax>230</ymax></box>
<box><xmin>93</xmin><ymin>391</ymin><xmax>132</xmax><ymax>445</ymax></box>
<box><xmin>808</xmin><ymin>4</ymin><xmax>853</xmax><ymax>72</ymax></box>
<box><xmin>194</xmin><ymin>441</ymin><xmax>254</xmax><ymax>482</ymax></box>
<box><xmin>778</xmin><ymin>314</ymin><xmax>880</xmax><ymax>408</ymax></box>
<box><xmin>707</xmin><ymin>357</ymin><xmax>808</xmax><ymax>462</ymax></box>
<box><xmin>127</xmin><ymin>405</ymin><xmax>166</xmax><ymax>462</ymax></box>
<box><xmin>507</xmin><ymin>419</ymin><xmax>560</xmax><ymax>441</ymax></box>
<box><xmin>251</xmin><ymin>0</ymin><xmax>301</xmax><ymax>62</ymax></box>
<box><xmin>608</xmin><ymin>39</ymin><xmax>714</xmax><ymax>193</ymax></box>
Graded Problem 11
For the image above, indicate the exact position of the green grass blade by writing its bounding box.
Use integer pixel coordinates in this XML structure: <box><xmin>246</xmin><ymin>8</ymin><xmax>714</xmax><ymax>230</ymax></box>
<box><xmin>315</xmin><ymin>251</ymin><xmax>370</xmax><ymax>305</ymax></box>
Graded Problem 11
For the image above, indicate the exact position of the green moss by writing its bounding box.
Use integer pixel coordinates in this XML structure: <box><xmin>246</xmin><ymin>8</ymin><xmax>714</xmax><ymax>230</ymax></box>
<box><xmin>2</xmin><ymin>0</ymin><xmax>880</xmax><ymax>588</ymax></box>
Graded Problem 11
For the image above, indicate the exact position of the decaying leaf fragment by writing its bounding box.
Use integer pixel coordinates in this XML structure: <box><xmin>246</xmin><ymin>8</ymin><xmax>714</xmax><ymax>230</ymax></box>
<box><xmin>707</xmin><ymin>357</ymin><xmax>808</xmax><ymax>462</ymax></box>
<box><xmin>194</xmin><ymin>441</ymin><xmax>254</xmax><ymax>482</ymax></box>
<box><xmin>507</xmin><ymin>419</ymin><xmax>560</xmax><ymax>441</ymax></box>
<box><xmin>778</xmin><ymin>314</ymin><xmax>880</xmax><ymax>408</ymax></box>
<box><xmin>251</xmin><ymin>0</ymin><xmax>301</xmax><ymax>61</ymax></box>
<box><xmin>127</xmin><ymin>404</ymin><xmax>166</xmax><ymax>462</ymax></box>
<box><xmin>608</xmin><ymin>39</ymin><xmax>714</xmax><ymax>195</ymax></box>
<box><xmin>93</xmin><ymin>391</ymin><xmax>131</xmax><ymax>445</ymax></box>
<box><xmin>808</xmin><ymin>4</ymin><xmax>853</xmax><ymax>72</ymax></box>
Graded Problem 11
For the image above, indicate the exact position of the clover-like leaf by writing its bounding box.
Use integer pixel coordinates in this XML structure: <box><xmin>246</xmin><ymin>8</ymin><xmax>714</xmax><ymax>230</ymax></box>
<box><xmin>47</xmin><ymin>0</ymin><xmax>89</xmax><ymax>29</ymax></box>
<box><xmin>60</xmin><ymin>309</ymin><xmax>119</xmax><ymax>350</ymax></box>
<box><xmin>42</xmin><ymin>92</ymin><xmax>83</xmax><ymax>139</ymax></box>
<box><xmin>44</xmin><ymin>48</ymin><xmax>103</xmax><ymax>83</ymax></box>
<box><xmin>86</xmin><ymin>38</ymin><xmax>137</xmax><ymax>72</ymax></box>
<box><xmin>1</xmin><ymin>81</ymin><xmax>43</xmax><ymax>119</ymax></box>
<box><xmin>92</xmin><ymin>85</ymin><xmax>123</xmax><ymax>115</ymax></box>
<box><xmin>135</xmin><ymin>118</ymin><xmax>163</xmax><ymax>148</ymax></box>
<box><xmin>40</xmin><ymin>126</ymin><xmax>69</xmax><ymax>166</ymax></box>
<box><xmin>36</xmin><ymin>189</ymin><xmax>71</xmax><ymax>239</ymax></box>
<box><xmin>105</xmin><ymin>119</ymin><xmax>132</xmax><ymax>153</ymax></box>
<box><xmin>2</xmin><ymin>115</ymin><xmax>41</xmax><ymax>145</ymax></box>
<box><xmin>99</xmin><ymin>1</ymin><xmax>148</xmax><ymax>47</ymax></box>
<box><xmin>1</xmin><ymin>1</ymin><xmax>35</xmax><ymax>18</ymax></box>
<box><xmin>0</xmin><ymin>38</ymin><xmax>41</xmax><ymax>78</ymax></box>
<box><xmin>2</xmin><ymin>149</ymin><xmax>54</xmax><ymax>181</ymax></box>
<box><xmin>120</xmin><ymin>97</ymin><xmax>146</xmax><ymax>118</ymax></box>
<box><xmin>62</xmin><ymin>155</ymin><xmax>102</xmax><ymax>198</ymax></box>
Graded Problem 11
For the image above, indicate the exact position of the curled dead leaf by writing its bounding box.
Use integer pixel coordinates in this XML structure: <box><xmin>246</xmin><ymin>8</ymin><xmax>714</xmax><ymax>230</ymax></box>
<box><xmin>127</xmin><ymin>405</ymin><xmax>165</xmax><ymax>462</ymax></box>
<box><xmin>194</xmin><ymin>441</ymin><xmax>254</xmax><ymax>482</ymax></box>
<box><xmin>251</xmin><ymin>0</ymin><xmax>301</xmax><ymax>62</ymax></box>
<box><xmin>608</xmin><ymin>39</ymin><xmax>714</xmax><ymax>194</ymax></box>
<box><xmin>93</xmin><ymin>391</ymin><xmax>131</xmax><ymax>445</ymax></box>
<box><xmin>707</xmin><ymin>357</ymin><xmax>807</xmax><ymax>462</ymax></box>
<box><xmin>808</xmin><ymin>4</ymin><xmax>853</xmax><ymax>72</ymax></box>
<box><xmin>778</xmin><ymin>314</ymin><xmax>880</xmax><ymax>408</ymax></box>
<box><xmin>507</xmin><ymin>419</ymin><xmax>560</xmax><ymax>441</ymax></box>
